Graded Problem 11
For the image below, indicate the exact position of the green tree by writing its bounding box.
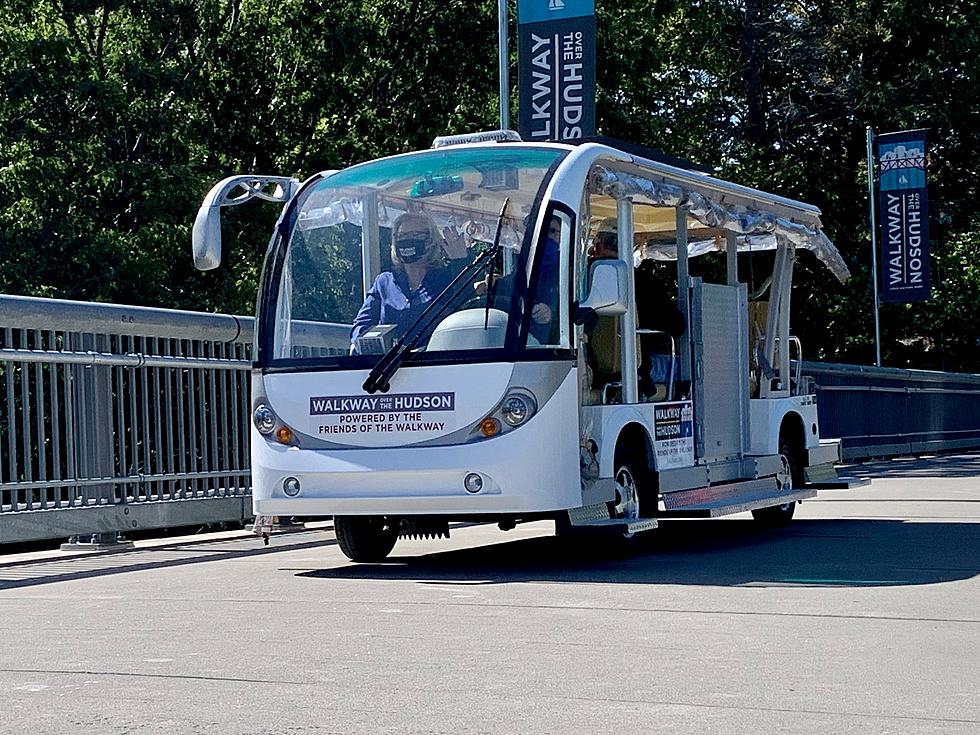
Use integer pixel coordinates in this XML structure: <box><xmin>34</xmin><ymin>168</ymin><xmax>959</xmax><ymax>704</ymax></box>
<box><xmin>0</xmin><ymin>0</ymin><xmax>501</xmax><ymax>314</ymax></box>
<box><xmin>1</xmin><ymin>0</ymin><xmax>978</xmax><ymax>370</ymax></box>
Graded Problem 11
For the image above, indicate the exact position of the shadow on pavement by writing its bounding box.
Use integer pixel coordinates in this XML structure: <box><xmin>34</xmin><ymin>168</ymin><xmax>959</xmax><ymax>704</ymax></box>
<box><xmin>0</xmin><ymin>533</ymin><xmax>333</xmax><ymax>590</ymax></box>
<box><xmin>301</xmin><ymin>518</ymin><xmax>980</xmax><ymax>588</ymax></box>
<box><xmin>843</xmin><ymin>453</ymin><xmax>980</xmax><ymax>479</ymax></box>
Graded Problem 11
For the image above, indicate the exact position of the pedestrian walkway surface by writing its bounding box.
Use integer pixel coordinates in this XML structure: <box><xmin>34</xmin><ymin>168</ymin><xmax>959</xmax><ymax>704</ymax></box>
<box><xmin>1</xmin><ymin>455</ymin><xmax>978</xmax><ymax>734</ymax></box>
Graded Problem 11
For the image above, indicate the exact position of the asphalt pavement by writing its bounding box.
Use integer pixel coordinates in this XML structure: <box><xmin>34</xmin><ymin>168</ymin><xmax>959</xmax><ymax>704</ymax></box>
<box><xmin>1</xmin><ymin>454</ymin><xmax>978</xmax><ymax>734</ymax></box>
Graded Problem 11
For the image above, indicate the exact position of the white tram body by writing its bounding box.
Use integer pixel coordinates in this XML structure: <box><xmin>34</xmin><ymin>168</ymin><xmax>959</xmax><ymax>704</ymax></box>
<box><xmin>193</xmin><ymin>132</ymin><xmax>850</xmax><ymax>560</ymax></box>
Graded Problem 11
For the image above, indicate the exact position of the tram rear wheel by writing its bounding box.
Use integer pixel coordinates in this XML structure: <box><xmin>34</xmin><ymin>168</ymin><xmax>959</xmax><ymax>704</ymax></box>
<box><xmin>752</xmin><ymin>437</ymin><xmax>802</xmax><ymax>527</ymax></box>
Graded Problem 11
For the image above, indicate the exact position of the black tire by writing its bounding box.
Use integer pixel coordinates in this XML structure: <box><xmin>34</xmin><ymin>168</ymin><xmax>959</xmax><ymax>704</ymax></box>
<box><xmin>553</xmin><ymin>510</ymin><xmax>578</xmax><ymax>538</ymax></box>
<box><xmin>334</xmin><ymin>516</ymin><xmax>399</xmax><ymax>562</ymax></box>
<box><xmin>752</xmin><ymin>437</ymin><xmax>803</xmax><ymax>527</ymax></box>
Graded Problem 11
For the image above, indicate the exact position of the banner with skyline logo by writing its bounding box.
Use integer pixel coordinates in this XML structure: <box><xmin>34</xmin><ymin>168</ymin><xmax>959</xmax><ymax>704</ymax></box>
<box><xmin>877</xmin><ymin>129</ymin><xmax>930</xmax><ymax>303</ymax></box>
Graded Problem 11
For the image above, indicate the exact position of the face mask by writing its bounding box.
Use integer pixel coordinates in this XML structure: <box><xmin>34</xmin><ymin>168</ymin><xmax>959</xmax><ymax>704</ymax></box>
<box><xmin>396</xmin><ymin>238</ymin><xmax>428</xmax><ymax>263</ymax></box>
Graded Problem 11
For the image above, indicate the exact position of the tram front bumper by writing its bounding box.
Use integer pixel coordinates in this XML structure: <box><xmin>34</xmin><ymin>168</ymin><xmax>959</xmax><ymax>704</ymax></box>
<box><xmin>250</xmin><ymin>427</ymin><xmax>581</xmax><ymax>517</ymax></box>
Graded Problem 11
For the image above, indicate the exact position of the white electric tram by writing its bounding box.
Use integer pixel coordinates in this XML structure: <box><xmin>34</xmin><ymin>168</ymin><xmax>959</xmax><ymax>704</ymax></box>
<box><xmin>193</xmin><ymin>131</ymin><xmax>851</xmax><ymax>562</ymax></box>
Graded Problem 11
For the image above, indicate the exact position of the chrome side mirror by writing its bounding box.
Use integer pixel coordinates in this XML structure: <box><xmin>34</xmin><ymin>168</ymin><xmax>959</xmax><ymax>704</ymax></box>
<box><xmin>579</xmin><ymin>259</ymin><xmax>628</xmax><ymax>316</ymax></box>
<box><xmin>192</xmin><ymin>176</ymin><xmax>299</xmax><ymax>270</ymax></box>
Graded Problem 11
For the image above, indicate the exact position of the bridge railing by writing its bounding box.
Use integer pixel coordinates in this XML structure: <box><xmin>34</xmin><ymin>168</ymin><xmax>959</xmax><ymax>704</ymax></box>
<box><xmin>0</xmin><ymin>295</ymin><xmax>255</xmax><ymax>545</ymax></box>
<box><xmin>802</xmin><ymin>361</ymin><xmax>980</xmax><ymax>460</ymax></box>
<box><xmin>5</xmin><ymin>293</ymin><xmax>980</xmax><ymax>546</ymax></box>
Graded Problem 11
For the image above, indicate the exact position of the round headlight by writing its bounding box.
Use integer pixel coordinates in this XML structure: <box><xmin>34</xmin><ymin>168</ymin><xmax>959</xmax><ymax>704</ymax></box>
<box><xmin>501</xmin><ymin>392</ymin><xmax>536</xmax><ymax>427</ymax></box>
<box><xmin>253</xmin><ymin>404</ymin><xmax>276</xmax><ymax>434</ymax></box>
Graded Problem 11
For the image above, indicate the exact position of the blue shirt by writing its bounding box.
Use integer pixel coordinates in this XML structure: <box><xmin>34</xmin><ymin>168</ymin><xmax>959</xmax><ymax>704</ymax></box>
<box><xmin>530</xmin><ymin>236</ymin><xmax>560</xmax><ymax>342</ymax></box>
<box><xmin>350</xmin><ymin>259</ymin><xmax>467</xmax><ymax>346</ymax></box>
<box><xmin>486</xmin><ymin>236</ymin><xmax>560</xmax><ymax>344</ymax></box>
<box><xmin>536</xmin><ymin>236</ymin><xmax>559</xmax><ymax>299</ymax></box>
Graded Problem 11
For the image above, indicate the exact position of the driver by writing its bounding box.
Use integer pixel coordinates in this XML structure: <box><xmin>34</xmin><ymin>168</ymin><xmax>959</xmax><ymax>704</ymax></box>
<box><xmin>350</xmin><ymin>212</ymin><xmax>468</xmax><ymax>349</ymax></box>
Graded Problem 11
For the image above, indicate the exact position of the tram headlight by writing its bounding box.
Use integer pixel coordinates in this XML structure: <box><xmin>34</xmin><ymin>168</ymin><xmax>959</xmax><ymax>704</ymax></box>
<box><xmin>501</xmin><ymin>391</ymin><xmax>536</xmax><ymax>427</ymax></box>
<box><xmin>253</xmin><ymin>404</ymin><xmax>277</xmax><ymax>435</ymax></box>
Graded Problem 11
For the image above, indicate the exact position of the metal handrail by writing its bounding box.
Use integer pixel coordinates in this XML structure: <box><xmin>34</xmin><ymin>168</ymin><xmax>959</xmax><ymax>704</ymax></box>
<box><xmin>0</xmin><ymin>295</ymin><xmax>256</xmax><ymax>545</ymax></box>
<box><xmin>789</xmin><ymin>336</ymin><xmax>802</xmax><ymax>393</ymax></box>
<box><xmin>0</xmin><ymin>348</ymin><xmax>249</xmax><ymax>370</ymax></box>
<box><xmin>771</xmin><ymin>335</ymin><xmax>803</xmax><ymax>394</ymax></box>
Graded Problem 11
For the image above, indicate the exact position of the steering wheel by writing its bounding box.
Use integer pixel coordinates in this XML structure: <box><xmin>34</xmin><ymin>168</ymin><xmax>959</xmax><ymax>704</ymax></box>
<box><xmin>459</xmin><ymin>291</ymin><xmax>493</xmax><ymax>310</ymax></box>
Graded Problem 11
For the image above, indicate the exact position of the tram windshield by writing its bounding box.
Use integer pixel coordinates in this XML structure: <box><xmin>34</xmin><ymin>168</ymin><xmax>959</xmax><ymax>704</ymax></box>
<box><xmin>268</xmin><ymin>145</ymin><xmax>570</xmax><ymax>366</ymax></box>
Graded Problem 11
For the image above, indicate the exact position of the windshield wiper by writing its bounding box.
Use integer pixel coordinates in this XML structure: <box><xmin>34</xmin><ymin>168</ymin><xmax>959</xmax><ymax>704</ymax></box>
<box><xmin>362</xmin><ymin>199</ymin><xmax>510</xmax><ymax>394</ymax></box>
<box><xmin>483</xmin><ymin>217</ymin><xmax>504</xmax><ymax>330</ymax></box>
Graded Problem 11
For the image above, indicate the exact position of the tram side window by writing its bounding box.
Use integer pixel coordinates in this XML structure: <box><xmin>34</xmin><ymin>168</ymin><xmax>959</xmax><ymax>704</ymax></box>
<box><xmin>275</xmin><ymin>223</ymin><xmax>364</xmax><ymax>359</ymax></box>
<box><xmin>525</xmin><ymin>211</ymin><xmax>571</xmax><ymax>350</ymax></box>
<box><xmin>288</xmin><ymin>224</ymin><xmax>364</xmax><ymax>325</ymax></box>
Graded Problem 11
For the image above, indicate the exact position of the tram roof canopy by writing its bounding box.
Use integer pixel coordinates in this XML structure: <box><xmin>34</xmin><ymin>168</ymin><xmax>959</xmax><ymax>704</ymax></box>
<box><xmin>579</xmin><ymin>144</ymin><xmax>849</xmax><ymax>283</ymax></box>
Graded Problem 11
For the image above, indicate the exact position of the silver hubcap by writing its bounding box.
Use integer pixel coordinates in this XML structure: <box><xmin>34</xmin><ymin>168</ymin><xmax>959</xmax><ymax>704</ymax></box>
<box><xmin>613</xmin><ymin>466</ymin><xmax>640</xmax><ymax>520</ymax></box>
<box><xmin>775</xmin><ymin>452</ymin><xmax>793</xmax><ymax>510</ymax></box>
<box><xmin>776</xmin><ymin>453</ymin><xmax>793</xmax><ymax>490</ymax></box>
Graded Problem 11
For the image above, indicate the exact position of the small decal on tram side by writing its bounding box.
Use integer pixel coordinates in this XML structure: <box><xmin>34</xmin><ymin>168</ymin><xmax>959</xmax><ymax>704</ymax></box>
<box><xmin>654</xmin><ymin>401</ymin><xmax>695</xmax><ymax>469</ymax></box>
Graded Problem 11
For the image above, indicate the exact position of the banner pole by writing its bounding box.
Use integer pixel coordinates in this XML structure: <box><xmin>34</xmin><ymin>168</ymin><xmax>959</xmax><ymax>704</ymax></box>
<box><xmin>498</xmin><ymin>0</ymin><xmax>510</xmax><ymax>130</ymax></box>
<box><xmin>866</xmin><ymin>125</ymin><xmax>882</xmax><ymax>367</ymax></box>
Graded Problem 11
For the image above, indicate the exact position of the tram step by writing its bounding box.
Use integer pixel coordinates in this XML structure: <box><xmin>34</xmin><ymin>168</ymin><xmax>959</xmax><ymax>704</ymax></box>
<box><xmin>806</xmin><ymin>477</ymin><xmax>870</xmax><ymax>490</ymax></box>
<box><xmin>568</xmin><ymin>517</ymin><xmax>659</xmax><ymax>534</ymax></box>
<box><xmin>657</xmin><ymin>488</ymin><xmax>817</xmax><ymax>518</ymax></box>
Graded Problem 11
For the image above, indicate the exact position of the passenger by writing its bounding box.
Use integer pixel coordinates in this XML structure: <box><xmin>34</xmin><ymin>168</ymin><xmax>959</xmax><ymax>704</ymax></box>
<box><xmin>476</xmin><ymin>214</ymin><xmax>561</xmax><ymax>344</ymax></box>
<box><xmin>350</xmin><ymin>212</ymin><xmax>469</xmax><ymax>348</ymax></box>
<box><xmin>587</xmin><ymin>219</ymin><xmax>686</xmax><ymax>396</ymax></box>
<box><xmin>532</xmin><ymin>215</ymin><xmax>562</xmax><ymax>332</ymax></box>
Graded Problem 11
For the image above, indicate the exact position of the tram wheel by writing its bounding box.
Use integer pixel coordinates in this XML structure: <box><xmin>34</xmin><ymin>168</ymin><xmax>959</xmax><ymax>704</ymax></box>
<box><xmin>334</xmin><ymin>515</ymin><xmax>398</xmax><ymax>562</ymax></box>
<box><xmin>610</xmin><ymin>445</ymin><xmax>654</xmax><ymax>540</ymax></box>
<box><xmin>612</xmin><ymin>460</ymin><xmax>642</xmax><ymax>523</ymax></box>
<box><xmin>752</xmin><ymin>438</ymin><xmax>802</xmax><ymax>527</ymax></box>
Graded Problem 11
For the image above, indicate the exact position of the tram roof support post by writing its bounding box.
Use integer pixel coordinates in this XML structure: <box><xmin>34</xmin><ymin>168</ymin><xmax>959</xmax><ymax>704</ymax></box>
<box><xmin>676</xmin><ymin>207</ymin><xmax>692</xmax><ymax>385</ymax></box>
<box><xmin>361</xmin><ymin>192</ymin><xmax>380</xmax><ymax>299</ymax></box>
<box><xmin>618</xmin><ymin>198</ymin><xmax>639</xmax><ymax>405</ymax></box>
<box><xmin>778</xmin><ymin>246</ymin><xmax>795</xmax><ymax>392</ymax></box>
<box><xmin>726</xmin><ymin>231</ymin><xmax>739</xmax><ymax>286</ymax></box>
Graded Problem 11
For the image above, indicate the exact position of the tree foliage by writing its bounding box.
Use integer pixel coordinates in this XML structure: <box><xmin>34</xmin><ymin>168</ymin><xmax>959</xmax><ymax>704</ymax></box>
<box><xmin>1</xmin><ymin>0</ymin><xmax>978</xmax><ymax>369</ymax></box>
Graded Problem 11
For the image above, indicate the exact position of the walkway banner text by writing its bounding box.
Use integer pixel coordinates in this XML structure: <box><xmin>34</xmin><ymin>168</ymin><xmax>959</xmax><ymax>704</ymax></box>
<box><xmin>517</xmin><ymin>0</ymin><xmax>595</xmax><ymax>142</ymax></box>
<box><xmin>878</xmin><ymin>130</ymin><xmax>929</xmax><ymax>303</ymax></box>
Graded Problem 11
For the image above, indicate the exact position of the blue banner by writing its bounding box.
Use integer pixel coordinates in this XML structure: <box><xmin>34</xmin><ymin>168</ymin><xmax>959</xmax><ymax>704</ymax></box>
<box><xmin>878</xmin><ymin>130</ymin><xmax>930</xmax><ymax>303</ymax></box>
<box><xmin>518</xmin><ymin>0</ymin><xmax>595</xmax><ymax>23</ymax></box>
<box><xmin>517</xmin><ymin>0</ymin><xmax>595</xmax><ymax>142</ymax></box>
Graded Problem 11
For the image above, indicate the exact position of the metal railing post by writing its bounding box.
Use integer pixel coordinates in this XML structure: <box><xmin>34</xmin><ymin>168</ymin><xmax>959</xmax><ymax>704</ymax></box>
<box><xmin>65</xmin><ymin>332</ymin><xmax>132</xmax><ymax>549</ymax></box>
